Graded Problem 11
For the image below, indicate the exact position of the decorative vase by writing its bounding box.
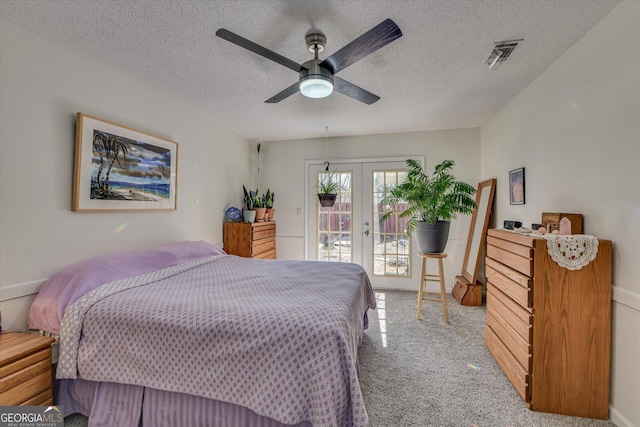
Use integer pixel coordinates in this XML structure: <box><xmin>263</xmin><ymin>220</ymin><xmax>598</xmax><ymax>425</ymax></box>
<box><xmin>243</xmin><ymin>209</ymin><xmax>256</xmax><ymax>223</ymax></box>
<box><xmin>318</xmin><ymin>194</ymin><xmax>337</xmax><ymax>208</ymax></box>
<box><xmin>254</xmin><ymin>207</ymin><xmax>267</xmax><ymax>222</ymax></box>
<box><xmin>416</xmin><ymin>221</ymin><xmax>450</xmax><ymax>253</ymax></box>
<box><xmin>265</xmin><ymin>208</ymin><xmax>276</xmax><ymax>221</ymax></box>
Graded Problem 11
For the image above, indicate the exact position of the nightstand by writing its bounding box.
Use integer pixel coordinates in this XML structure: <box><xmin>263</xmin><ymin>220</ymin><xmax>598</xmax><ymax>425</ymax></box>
<box><xmin>0</xmin><ymin>332</ymin><xmax>55</xmax><ymax>406</ymax></box>
<box><xmin>224</xmin><ymin>221</ymin><xmax>276</xmax><ymax>259</ymax></box>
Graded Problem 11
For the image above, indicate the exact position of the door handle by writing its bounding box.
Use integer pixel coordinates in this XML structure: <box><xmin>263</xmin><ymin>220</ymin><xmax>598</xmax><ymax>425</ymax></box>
<box><xmin>363</xmin><ymin>222</ymin><xmax>370</xmax><ymax>237</ymax></box>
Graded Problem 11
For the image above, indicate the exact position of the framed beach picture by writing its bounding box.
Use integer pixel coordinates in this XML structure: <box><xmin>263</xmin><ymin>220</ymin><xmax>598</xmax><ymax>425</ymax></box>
<box><xmin>72</xmin><ymin>113</ymin><xmax>178</xmax><ymax>211</ymax></box>
<box><xmin>509</xmin><ymin>167</ymin><xmax>525</xmax><ymax>205</ymax></box>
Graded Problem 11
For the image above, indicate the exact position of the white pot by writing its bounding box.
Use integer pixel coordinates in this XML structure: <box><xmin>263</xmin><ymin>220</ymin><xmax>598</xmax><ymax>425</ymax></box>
<box><xmin>243</xmin><ymin>209</ymin><xmax>256</xmax><ymax>223</ymax></box>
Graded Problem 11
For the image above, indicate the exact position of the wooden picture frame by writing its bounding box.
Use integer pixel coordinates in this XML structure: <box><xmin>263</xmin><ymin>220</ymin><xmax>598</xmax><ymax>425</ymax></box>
<box><xmin>72</xmin><ymin>113</ymin><xmax>178</xmax><ymax>212</ymax></box>
<box><xmin>509</xmin><ymin>167</ymin><xmax>525</xmax><ymax>205</ymax></box>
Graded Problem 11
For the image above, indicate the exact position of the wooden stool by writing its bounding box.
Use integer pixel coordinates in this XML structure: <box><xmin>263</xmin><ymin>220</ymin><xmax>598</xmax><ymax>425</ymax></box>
<box><xmin>417</xmin><ymin>252</ymin><xmax>449</xmax><ymax>323</ymax></box>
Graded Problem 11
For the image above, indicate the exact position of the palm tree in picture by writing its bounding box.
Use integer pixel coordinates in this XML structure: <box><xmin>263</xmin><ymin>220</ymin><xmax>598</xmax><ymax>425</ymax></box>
<box><xmin>103</xmin><ymin>135</ymin><xmax>131</xmax><ymax>197</ymax></box>
<box><xmin>92</xmin><ymin>131</ymin><xmax>109</xmax><ymax>196</ymax></box>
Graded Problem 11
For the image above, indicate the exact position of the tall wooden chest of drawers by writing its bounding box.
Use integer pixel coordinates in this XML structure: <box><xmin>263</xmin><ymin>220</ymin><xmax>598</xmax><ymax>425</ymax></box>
<box><xmin>224</xmin><ymin>221</ymin><xmax>276</xmax><ymax>259</ymax></box>
<box><xmin>0</xmin><ymin>332</ymin><xmax>55</xmax><ymax>406</ymax></box>
<box><xmin>485</xmin><ymin>229</ymin><xmax>612</xmax><ymax>419</ymax></box>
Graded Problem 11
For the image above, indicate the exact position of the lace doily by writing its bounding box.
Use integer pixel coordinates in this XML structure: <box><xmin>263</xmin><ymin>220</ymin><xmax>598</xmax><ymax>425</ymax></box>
<box><xmin>542</xmin><ymin>234</ymin><xmax>599</xmax><ymax>270</ymax></box>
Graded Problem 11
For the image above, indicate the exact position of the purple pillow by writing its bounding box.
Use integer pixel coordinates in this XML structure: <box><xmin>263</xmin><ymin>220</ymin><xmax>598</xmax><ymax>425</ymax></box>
<box><xmin>28</xmin><ymin>241</ymin><xmax>225</xmax><ymax>334</ymax></box>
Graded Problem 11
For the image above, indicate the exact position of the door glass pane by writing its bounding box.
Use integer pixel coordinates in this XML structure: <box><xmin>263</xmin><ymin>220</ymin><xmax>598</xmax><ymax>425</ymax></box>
<box><xmin>372</xmin><ymin>170</ymin><xmax>411</xmax><ymax>277</ymax></box>
<box><xmin>316</xmin><ymin>171</ymin><xmax>353</xmax><ymax>262</ymax></box>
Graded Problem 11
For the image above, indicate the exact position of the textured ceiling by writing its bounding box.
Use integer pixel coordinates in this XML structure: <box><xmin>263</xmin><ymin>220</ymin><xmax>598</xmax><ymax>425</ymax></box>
<box><xmin>0</xmin><ymin>0</ymin><xmax>618</xmax><ymax>141</ymax></box>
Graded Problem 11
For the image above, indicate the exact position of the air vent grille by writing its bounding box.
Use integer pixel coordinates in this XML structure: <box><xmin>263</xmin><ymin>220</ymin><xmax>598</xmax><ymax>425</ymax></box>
<box><xmin>487</xmin><ymin>39</ymin><xmax>523</xmax><ymax>70</ymax></box>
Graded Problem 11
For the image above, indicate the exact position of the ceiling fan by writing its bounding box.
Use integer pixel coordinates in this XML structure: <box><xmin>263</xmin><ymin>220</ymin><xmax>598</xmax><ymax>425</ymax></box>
<box><xmin>216</xmin><ymin>18</ymin><xmax>402</xmax><ymax>105</ymax></box>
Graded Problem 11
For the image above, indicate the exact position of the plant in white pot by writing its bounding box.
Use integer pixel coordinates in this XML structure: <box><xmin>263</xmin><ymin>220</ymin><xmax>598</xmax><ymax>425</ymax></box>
<box><xmin>380</xmin><ymin>159</ymin><xmax>476</xmax><ymax>254</ymax></box>
<box><xmin>242</xmin><ymin>185</ymin><xmax>256</xmax><ymax>223</ymax></box>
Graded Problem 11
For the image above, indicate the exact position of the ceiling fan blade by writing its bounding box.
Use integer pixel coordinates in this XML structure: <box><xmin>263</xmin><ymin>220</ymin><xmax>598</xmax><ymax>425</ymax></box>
<box><xmin>334</xmin><ymin>77</ymin><xmax>380</xmax><ymax>105</ymax></box>
<box><xmin>265</xmin><ymin>82</ymin><xmax>300</xmax><ymax>103</ymax></box>
<box><xmin>320</xmin><ymin>18</ymin><xmax>402</xmax><ymax>75</ymax></box>
<box><xmin>216</xmin><ymin>28</ymin><xmax>303</xmax><ymax>73</ymax></box>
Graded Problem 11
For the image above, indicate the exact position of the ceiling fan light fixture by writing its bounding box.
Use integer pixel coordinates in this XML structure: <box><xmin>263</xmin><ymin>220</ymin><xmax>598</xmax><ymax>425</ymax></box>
<box><xmin>299</xmin><ymin>59</ymin><xmax>334</xmax><ymax>99</ymax></box>
<box><xmin>300</xmin><ymin>75</ymin><xmax>334</xmax><ymax>98</ymax></box>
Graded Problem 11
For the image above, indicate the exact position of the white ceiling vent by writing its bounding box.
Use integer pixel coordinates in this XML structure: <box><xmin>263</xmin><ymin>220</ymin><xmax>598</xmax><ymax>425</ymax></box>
<box><xmin>486</xmin><ymin>39</ymin><xmax>523</xmax><ymax>70</ymax></box>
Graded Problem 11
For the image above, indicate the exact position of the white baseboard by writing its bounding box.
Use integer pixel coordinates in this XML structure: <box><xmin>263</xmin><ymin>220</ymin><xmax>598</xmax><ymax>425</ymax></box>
<box><xmin>610</xmin><ymin>405</ymin><xmax>637</xmax><ymax>427</ymax></box>
<box><xmin>0</xmin><ymin>279</ymin><xmax>47</xmax><ymax>302</ymax></box>
<box><xmin>612</xmin><ymin>286</ymin><xmax>640</xmax><ymax>312</ymax></box>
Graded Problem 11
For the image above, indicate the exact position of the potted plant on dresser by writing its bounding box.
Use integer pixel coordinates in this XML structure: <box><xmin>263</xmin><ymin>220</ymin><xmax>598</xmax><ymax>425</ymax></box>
<box><xmin>317</xmin><ymin>170</ymin><xmax>341</xmax><ymax>208</ymax></box>
<box><xmin>264</xmin><ymin>189</ymin><xmax>275</xmax><ymax>221</ymax></box>
<box><xmin>252</xmin><ymin>191</ymin><xmax>267</xmax><ymax>222</ymax></box>
<box><xmin>381</xmin><ymin>159</ymin><xmax>476</xmax><ymax>253</ymax></box>
<box><xmin>242</xmin><ymin>185</ymin><xmax>256</xmax><ymax>223</ymax></box>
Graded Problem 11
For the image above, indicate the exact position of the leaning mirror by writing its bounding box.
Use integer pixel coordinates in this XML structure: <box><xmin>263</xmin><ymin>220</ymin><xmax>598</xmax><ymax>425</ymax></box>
<box><xmin>453</xmin><ymin>179</ymin><xmax>496</xmax><ymax>306</ymax></box>
<box><xmin>462</xmin><ymin>179</ymin><xmax>496</xmax><ymax>283</ymax></box>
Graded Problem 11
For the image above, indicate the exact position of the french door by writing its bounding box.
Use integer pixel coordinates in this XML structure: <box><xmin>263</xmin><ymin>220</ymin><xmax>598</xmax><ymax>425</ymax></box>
<box><xmin>306</xmin><ymin>159</ymin><xmax>420</xmax><ymax>289</ymax></box>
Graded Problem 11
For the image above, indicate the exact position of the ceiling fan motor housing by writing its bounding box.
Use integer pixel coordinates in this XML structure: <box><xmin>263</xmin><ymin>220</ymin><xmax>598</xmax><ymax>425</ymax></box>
<box><xmin>300</xmin><ymin>60</ymin><xmax>334</xmax><ymax>83</ymax></box>
<box><xmin>305</xmin><ymin>32</ymin><xmax>326</xmax><ymax>53</ymax></box>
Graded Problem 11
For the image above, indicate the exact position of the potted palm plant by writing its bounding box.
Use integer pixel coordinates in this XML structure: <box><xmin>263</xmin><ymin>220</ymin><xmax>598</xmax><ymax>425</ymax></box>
<box><xmin>381</xmin><ymin>159</ymin><xmax>476</xmax><ymax>253</ymax></box>
<box><xmin>317</xmin><ymin>170</ymin><xmax>341</xmax><ymax>208</ymax></box>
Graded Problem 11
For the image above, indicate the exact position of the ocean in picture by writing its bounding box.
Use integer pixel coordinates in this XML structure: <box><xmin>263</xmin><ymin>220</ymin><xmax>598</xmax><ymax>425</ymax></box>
<box><xmin>90</xmin><ymin>129</ymin><xmax>172</xmax><ymax>201</ymax></box>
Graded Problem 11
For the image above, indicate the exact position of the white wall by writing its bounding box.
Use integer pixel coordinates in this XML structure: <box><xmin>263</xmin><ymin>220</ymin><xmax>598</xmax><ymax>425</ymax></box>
<box><xmin>0</xmin><ymin>21</ymin><xmax>253</xmax><ymax>331</ymax></box>
<box><xmin>480</xmin><ymin>2</ymin><xmax>640</xmax><ymax>426</ymax></box>
<box><xmin>259</xmin><ymin>128</ymin><xmax>480</xmax><ymax>291</ymax></box>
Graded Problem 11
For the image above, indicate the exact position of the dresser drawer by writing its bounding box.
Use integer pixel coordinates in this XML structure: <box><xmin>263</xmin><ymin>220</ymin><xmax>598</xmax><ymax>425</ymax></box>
<box><xmin>0</xmin><ymin>350</ymin><xmax>52</xmax><ymax>406</ymax></box>
<box><xmin>252</xmin><ymin>237</ymin><xmax>275</xmax><ymax>256</ymax></box>
<box><xmin>0</xmin><ymin>351</ymin><xmax>50</xmax><ymax>393</ymax></box>
<box><xmin>486</xmin><ymin>326</ymin><xmax>531</xmax><ymax>403</ymax></box>
<box><xmin>487</xmin><ymin>244</ymin><xmax>533</xmax><ymax>277</ymax></box>
<box><xmin>0</xmin><ymin>347</ymin><xmax>50</xmax><ymax>379</ymax></box>
<box><xmin>20</xmin><ymin>389</ymin><xmax>53</xmax><ymax>406</ymax></box>
<box><xmin>0</xmin><ymin>369</ymin><xmax>51</xmax><ymax>406</ymax></box>
<box><xmin>254</xmin><ymin>248</ymin><xmax>276</xmax><ymax>259</ymax></box>
<box><xmin>252</xmin><ymin>225</ymin><xmax>276</xmax><ymax>241</ymax></box>
<box><xmin>487</xmin><ymin>308</ymin><xmax>532</xmax><ymax>371</ymax></box>
<box><xmin>487</xmin><ymin>284</ymin><xmax>533</xmax><ymax>343</ymax></box>
<box><xmin>486</xmin><ymin>258</ymin><xmax>532</xmax><ymax>309</ymax></box>
<box><xmin>487</xmin><ymin>235</ymin><xmax>533</xmax><ymax>258</ymax></box>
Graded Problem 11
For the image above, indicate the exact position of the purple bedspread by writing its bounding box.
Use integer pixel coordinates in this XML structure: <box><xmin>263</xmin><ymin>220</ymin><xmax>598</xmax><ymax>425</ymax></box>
<box><xmin>57</xmin><ymin>255</ymin><xmax>375</xmax><ymax>427</ymax></box>
<box><xmin>28</xmin><ymin>240</ymin><xmax>225</xmax><ymax>334</ymax></box>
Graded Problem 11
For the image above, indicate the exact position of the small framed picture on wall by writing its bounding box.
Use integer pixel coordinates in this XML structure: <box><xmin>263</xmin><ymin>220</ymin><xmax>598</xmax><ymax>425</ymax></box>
<box><xmin>509</xmin><ymin>167</ymin><xmax>525</xmax><ymax>205</ymax></box>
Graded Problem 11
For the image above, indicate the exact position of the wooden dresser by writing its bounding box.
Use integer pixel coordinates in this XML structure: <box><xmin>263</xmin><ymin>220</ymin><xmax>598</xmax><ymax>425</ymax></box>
<box><xmin>224</xmin><ymin>221</ymin><xmax>276</xmax><ymax>259</ymax></box>
<box><xmin>485</xmin><ymin>229</ymin><xmax>612</xmax><ymax>419</ymax></box>
<box><xmin>0</xmin><ymin>332</ymin><xmax>55</xmax><ymax>406</ymax></box>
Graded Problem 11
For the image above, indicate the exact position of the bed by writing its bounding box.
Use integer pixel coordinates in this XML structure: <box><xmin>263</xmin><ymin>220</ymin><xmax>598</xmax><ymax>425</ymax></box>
<box><xmin>28</xmin><ymin>241</ymin><xmax>376</xmax><ymax>427</ymax></box>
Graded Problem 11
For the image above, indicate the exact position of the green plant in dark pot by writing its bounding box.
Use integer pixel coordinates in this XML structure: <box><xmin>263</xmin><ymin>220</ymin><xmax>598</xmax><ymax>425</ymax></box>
<box><xmin>380</xmin><ymin>159</ymin><xmax>476</xmax><ymax>253</ymax></box>
<box><xmin>317</xmin><ymin>170</ymin><xmax>341</xmax><ymax>208</ymax></box>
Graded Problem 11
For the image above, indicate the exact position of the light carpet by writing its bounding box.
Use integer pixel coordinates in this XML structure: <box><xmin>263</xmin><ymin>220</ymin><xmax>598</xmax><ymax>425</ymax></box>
<box><xmin>64</xmin><ymin>290</ymin><xmax>616</xmax><ymax>427</ymax></box>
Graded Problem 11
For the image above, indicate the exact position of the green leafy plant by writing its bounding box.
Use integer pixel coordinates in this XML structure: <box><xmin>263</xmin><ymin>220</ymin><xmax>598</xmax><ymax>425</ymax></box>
<box><xmin>380</xmin><ymin>159</ymin><xmax>476</xmax><ymax>235</ymax></box>
<box><xmin>317</xmin><ymin>170</ymin><xmax>341</xmax><ymax>195</ymax></box>
<box><xmin>243</xmin><ymin>185</ymin><xmax>256</xmax><ymax>210</ymax></box>
<box><xmin>253</xmin><ymin>193</ymin><xmax>265</xmax><ymax>208</ymax></box>
<box><xmin>264</xmin><ymin>189</ymin><xmax>275</xmax><ymax>208</ymax></box>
